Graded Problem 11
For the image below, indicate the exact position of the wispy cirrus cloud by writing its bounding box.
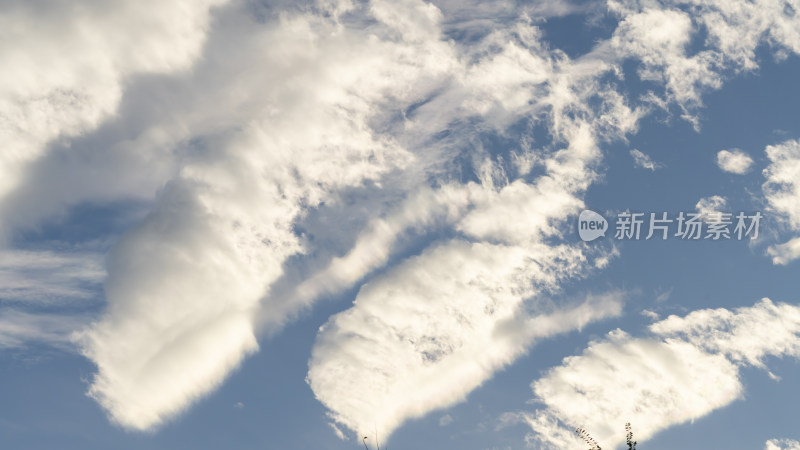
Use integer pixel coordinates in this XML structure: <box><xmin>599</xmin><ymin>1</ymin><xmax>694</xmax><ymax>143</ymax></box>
<box><xmin>0</xmin><ymin>248</ymin><xmax>103</xmax><ymax>353</ymax></box>
<box><xmin>0</xmin><ymin>249</ymin><xmax>104</xmax><ymax>304</ymax></box>
<box><xmin>0</xmin><ymin>309</ymin><xmax>90</xmax><ymax>351</ymax></box>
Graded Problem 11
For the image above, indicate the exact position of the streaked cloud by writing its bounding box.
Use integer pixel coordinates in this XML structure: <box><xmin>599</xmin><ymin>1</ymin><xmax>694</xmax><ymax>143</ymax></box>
<box><xmin>0</xmin><ymin>309</ymin><xmax>89</xmax><ymax>350</ymax></box>
<box><xmin>0</xmin><ymin>249</ymin><xmax>104</xmax><ymax>304</ymax></box>
<box><xmin>0</xmin><ymin>249</ymin><xmax>103</xmax><ymax>352</ymax></box>
<box><xmin>717</xmin><ymin>149</ymin><xmax>754</xmax><ymax>174</ymax></box>
<box><xmin>522</xmin><ymin>298</ymin><xmax>800</xmax><ymax>448</ymax></box>
<box><xmin>310</xmin><ymin>281</ymin><xmax>624</xmax><ymax>441</ymax></box>
<box><xmin>527</xmin><ymin>333</ymin><xmax>741</xmax><ymax>449</ymax></box>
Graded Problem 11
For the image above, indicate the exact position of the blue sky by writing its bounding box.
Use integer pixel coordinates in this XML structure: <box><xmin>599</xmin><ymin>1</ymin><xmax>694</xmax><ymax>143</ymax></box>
<box><xmin>2</xmin><ymin>0</ymin><xmax>800</xmax><ymax>449</ymax></box>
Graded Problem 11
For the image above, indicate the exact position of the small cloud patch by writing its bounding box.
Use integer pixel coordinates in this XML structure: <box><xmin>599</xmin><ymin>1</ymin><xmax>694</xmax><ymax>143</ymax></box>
<box><xmin>630</xmin><ymin>149</ymin><xmax>665</xmax><ymax>171</ymax></box>
<box><xmin>717</xmin><ymin>149</ymin><xmax>754</xmax><ymax>174</ymax></box>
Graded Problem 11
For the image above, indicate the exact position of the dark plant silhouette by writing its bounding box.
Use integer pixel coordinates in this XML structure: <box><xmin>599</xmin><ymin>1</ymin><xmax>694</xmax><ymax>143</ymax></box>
<box><xmin>576</xmin><ymin>423</ymin><xmax>637</xmax><ymax>449</ymax></box>
<box><xmin>576</xmin><ymin>427</ymin><xmax>602</xmax><ymax>450</ymax></box>
<box><xmin>362</xmin><ymin>431</ymin><xmax>386</xmax><ymax>450</ymax></box>
<box><xmin>625</xmin><ymin>422</ymin><xmax>637</xmax><ymax>450</ymax></box>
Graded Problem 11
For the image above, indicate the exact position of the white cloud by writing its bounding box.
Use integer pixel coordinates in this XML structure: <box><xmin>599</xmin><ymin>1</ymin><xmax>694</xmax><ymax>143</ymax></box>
<box><xmin>307</xmin><ymin>234</ymin><xmax>624</xmax><ymax>440</ymax></box>
<box><xmin>259</xmin><ymin>184</ymin><xmax>476</xmax><ymax>320</ymax></box>
<box><xmin>4</xmin><ymin>0</ymin><xmax>799</xmax><ymax>437</ymax></box>
<box><xmin>528</xmin><ymin>331</ymin><xmax>741</xmax><ymax>448</ymax></box>
<box><xmin>608</xmin><ymin>0</ymin><xmax>800</xmax><ymax>128</ymax></box>
<box><xmin>301</xmin><ymin>3</ymin><xmax>656</xmax><ymax>436</ymax></box>
<box><xmin>688</xmin><ymin>0</ymin><xmax>800</xmax><ymax>68</ymax></box>
<box><xmin>523</xmin><ymin>298</ymin><xmax>800</xmax><ymax>448</ymax></box>
<box><xmin>717</xmin><ymin>149</ymin><xmax>754</xmax><ymax>174</ymax></box>
<box><xmin>609</xmin><ymin>6</ymin><xmax>718</xmax><ymax>127</ymax></box>
<box><xmin>520</xmin><ymin>409</ymin><xmax>585</xmax><ymax>449</ymax></box>
<box><xmin>69</xmin><ymin>0</ymin><xmax>643</xmax><ymax>433</ymax></box>
<box><xmin>696</xmin><ymin>195</ymin><xmax>728</xmax><ymax>222</ymax></box>
<box><xmin>303</xmin><ymin>18</ymin><xmax>639</xmax><ymax>438</ymax></box>
<box><xmin>651</xmin><ymin>298</ymin><xmax>800</xmax><ymax>368</ymax></box>
<box><xmin>98</xmin><ymin>3</ymin><xmax>800</xmax><ymax>436</ymax></box>
<box><xmin>630</xmin><ymin>149</ymin><xmax>664</xmax><ymax>171</ymax></box>
<box><xmin>763</xmin><ymin>139</ymin><xmax>800</xmax><ymax>227</ymax></box>
<box><xmin>767</xmin><ymin>237</ymin><xmax>800</xmax><ymax>265</ymax></box>
<box><xmin>75</xmin><ymin>6</ymin><xmax>432</xmax><ymax>431</ymax></box>
<box><xmin>766</xmin><ymin>439</ymin><xmax>800</xmax><ymax>450</ymax></box>
<box><xmin>0</xmin><ymin>0</ymin><xmax>228</xmax><ymax>239</ymax></box>
<box><xmin>762</xmin><ymin>139</ymin><xmax>800</xmax><ymax>263</ymax></box>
